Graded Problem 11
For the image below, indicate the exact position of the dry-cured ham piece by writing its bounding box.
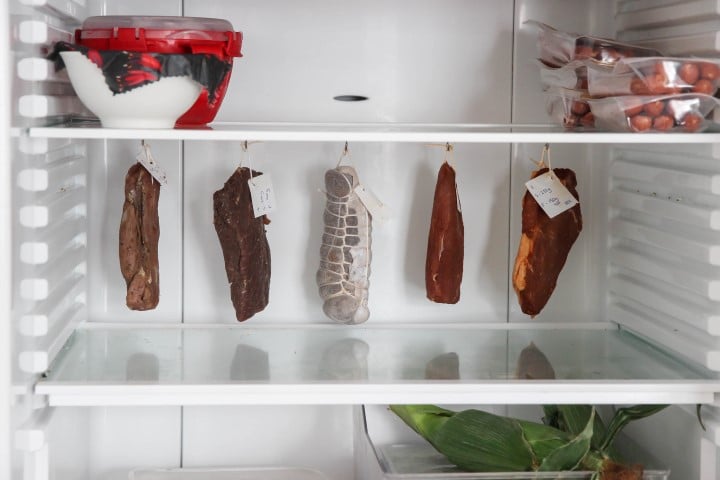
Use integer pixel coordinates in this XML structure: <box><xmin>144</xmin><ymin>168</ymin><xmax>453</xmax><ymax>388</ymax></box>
<box><xmin>316</xmin><ymin>165</ymin><xmax>372</xmax><ymax>324</ymax></box>
<box><xmin>426</xmin><ymin>162</ymin><xmax>464</xmax><ymax>303</ymax></box>
<box><xmin>119</xmin><ymin>163</ymin><xmax>161</xmax><ymax>311</ymax></box>
<box><xmin>512</xmin><ymin>167</ymin><xmax>582</xmax><ymax>317</ymax></box>
<box><xmin>213</xmin><ymin>167</ymin><xmax>271</xmax><ymax>322</ymax></box>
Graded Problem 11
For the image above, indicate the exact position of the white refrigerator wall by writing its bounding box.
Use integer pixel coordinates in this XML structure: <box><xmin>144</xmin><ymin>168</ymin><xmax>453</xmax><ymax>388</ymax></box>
<box><xmin>7</xmin><ymin>1</ymin><xmax>720</xmax><ymax>480</ymax></box>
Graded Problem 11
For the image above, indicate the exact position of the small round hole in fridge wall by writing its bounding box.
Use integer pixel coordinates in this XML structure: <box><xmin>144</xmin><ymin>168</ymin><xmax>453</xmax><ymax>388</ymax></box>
<box><xmin>333</xmin><ymin>95</ymin><xmax>369</xmax><ymax>102</ymax></box>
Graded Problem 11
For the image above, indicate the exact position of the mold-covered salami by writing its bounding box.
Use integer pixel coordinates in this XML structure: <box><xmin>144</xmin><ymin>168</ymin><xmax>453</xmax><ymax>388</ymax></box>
<box><xmin>316</xmin><ymin>165</ymin><xmax>372</xmax><ymax>324</ymax></box>
<box><xmin>214</xmin><ymin>167</ymin><xmax>271</xmax><ymax>322</ymax></box>
<box><xmin>119</xmin><ymin>163</ymin><xmax>161</xmax><ymax>311</ymax></box>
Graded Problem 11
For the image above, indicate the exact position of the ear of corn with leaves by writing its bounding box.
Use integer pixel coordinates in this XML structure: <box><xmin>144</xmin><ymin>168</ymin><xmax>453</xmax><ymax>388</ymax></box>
<box><xmin>389</xmin><ymin>404</ymin><xmax>669</xmax><ymax>480</ymax></box>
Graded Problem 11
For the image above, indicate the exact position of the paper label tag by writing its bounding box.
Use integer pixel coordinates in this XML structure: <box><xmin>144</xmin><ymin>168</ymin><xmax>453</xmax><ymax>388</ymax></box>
<box><xmin>355</xmin><ymin>184</ymin><xmax>391</xmax><ymax>224</ymax></box>
<box><xmin>136</xmin><ymin>144</ymin><xmax>167</xmax><ymax>186</ymax></box>
<box><xmin>525</xmin><ymin>170</ymin><xmax>578</xmax><ymax>218</ymax></box>
<box><xmin>248</xmin><ymin>173</ymin><xmax>276</xmax><ymax>218</ymax></box>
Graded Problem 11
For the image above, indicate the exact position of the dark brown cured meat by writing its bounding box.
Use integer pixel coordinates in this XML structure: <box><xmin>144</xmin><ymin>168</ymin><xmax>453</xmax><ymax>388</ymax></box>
<box><xmin>512</xmin><ymin>167</ymin><xmax>582</xmax><ymax>317</ymax></box>
<box><xmin>213</xmin><ymin>167</ymin><xmax>271</xmax><ymax>322</ymax></box>
<box><xmin>119</xmin><ymin>163</ymin><xmax>161</xmax><ymax>311</ymax></box>
<box><xmin>425</xmin><ymin>162</ymin><xmax>464</xmax><ymax>303</ymax></box>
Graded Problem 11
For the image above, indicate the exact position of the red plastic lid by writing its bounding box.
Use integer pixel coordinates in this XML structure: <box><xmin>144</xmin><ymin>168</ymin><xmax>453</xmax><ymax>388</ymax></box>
<box><xmin>75</xmin><ymin>16</ymin><xmax>242</xmax><ymax>58</ymax></box>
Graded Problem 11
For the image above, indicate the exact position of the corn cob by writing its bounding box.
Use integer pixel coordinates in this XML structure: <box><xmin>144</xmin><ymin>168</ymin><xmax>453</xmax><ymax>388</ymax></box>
<box><xmin>389</xmin><ymin>404</ymin><xmax>666</xmax><ymax>480</ymax></box>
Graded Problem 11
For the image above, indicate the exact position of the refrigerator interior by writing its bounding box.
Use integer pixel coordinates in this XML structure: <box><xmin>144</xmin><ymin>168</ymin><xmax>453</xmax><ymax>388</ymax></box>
<box><xmin>6</xmin><ymin>1</ymin><xmax>720</xmax><ymax>480</ymax></box>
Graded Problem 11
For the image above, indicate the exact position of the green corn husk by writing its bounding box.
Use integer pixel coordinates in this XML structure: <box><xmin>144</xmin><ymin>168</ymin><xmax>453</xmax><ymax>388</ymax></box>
<box><xmin>389</xmin><ymin>405</ymin><xmax>604</xmax><ymax>472</ymax></box>
<box><xmin>389</xmin><ymin>404</ymin><xmax>670</xmax><ymax>480</ymax></box>
<box><xmin>538</xmin><ymin>409</ymin><xmax>594</xmax><ymax>471</ymax></box>
<box><xmin>543</xmin><ymin>404</ymin><xmax>609</xmax><ymax>452</ymax></box>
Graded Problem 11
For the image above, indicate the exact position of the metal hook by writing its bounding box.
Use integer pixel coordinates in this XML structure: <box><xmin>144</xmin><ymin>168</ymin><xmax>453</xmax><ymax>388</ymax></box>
<box><xmin>343</xmin><ymin>141</ymin><xmax>349</xmax><ymax>155</ymax></box>
<box><xmin>445</xmin><ymin>142</ymin><xmax>453</xmax><ymax>152</ymax></box>
<box><xmin>242</xmin><ymin>140</ymin><xmax>248</xmax><ymax>152</ymax></box>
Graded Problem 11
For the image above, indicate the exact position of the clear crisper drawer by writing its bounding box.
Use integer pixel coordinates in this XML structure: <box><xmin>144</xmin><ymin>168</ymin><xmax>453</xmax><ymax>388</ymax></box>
<box><xmin>355</xmin><ymin>406</ymin><xmax>669</xmax><ymax>480</ymax></box>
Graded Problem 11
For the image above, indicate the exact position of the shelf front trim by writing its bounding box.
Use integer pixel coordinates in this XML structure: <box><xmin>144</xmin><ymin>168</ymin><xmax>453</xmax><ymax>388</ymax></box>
<box><xmin>24</xmin><ymin>123</ymin><xmax>720</xmax><ymax>143</ymax></box>
<box><xmin>37</xmin><ymin>381</ymin><xmax>718</xmax><ymax>406</ymax></box>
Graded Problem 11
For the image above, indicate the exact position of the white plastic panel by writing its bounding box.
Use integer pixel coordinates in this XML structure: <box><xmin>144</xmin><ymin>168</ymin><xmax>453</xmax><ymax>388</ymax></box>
<box><xmin>19</xmin><ymin>0</ymin><xmax>86</xmax><ymax>22</ymax></box>
<box><xmin>84</xmin><ymin>407</ymin><xmax>180</xmax><ymax>480</ymax></box>
<box><xmin>43</xmin><ymin>406</ymin><xmax>179</xmax><ymax>480</ymax></box>
<box><xmin>182</xmin><ymin>406</ymin><xmax>352</xmax><ymax>480</ymax></box>
<box><xmin>186</xmin><ymin>0</ymin><xmax>513</xmax><ymax>124</ymax></box>
<box><xmin>608</xmin><ymin>145</ymin><xmax>720</xmax><ymax>371</ymax></box>
<box><xmin>610</xmin><ymin>190</ymin><xmax>720</xmax><ymax>230</ymax></box>
<box><xmin>17</xmin><ymin>58</ymin><xmax>69</xmax><ymax>83</ymax></box>
<box><xmin>18</xmin><ymin>95</ymin><xmax>82</xmax><ymax>119</ymax></box>
<box><xmin>617</xmin><ymin>0</ymin><xmax>720</xmax><ymax>56</ymax></box>
<box><xmin>17</xmin><ymin>20</ymin><xmax>71</xmax><ymax>45</ymax></box>
<box><xmin>617</xmin><ymin>0</ymin><xmax>720</xmax><ymax>30</ymax></box>
<box><xmin>609</xmin><ymin>272</ymin><xmax>720</xmax><ymax>335</ymax></box>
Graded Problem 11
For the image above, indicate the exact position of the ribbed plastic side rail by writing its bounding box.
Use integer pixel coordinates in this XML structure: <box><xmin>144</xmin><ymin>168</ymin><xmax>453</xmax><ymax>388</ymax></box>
<box><xmin>617</xmin><ymin>0</ymin><xmax>720</xmax><ymax>56</ymax></box>
<box><xmin>608</xmin><ymin>146</ymin><xmax>720</xmax><ymax>370</ymax></box>
<box><xmin>11</xmin><ymin>3</ymin><xmax>87</xmax><ymax>480</ymax></box>
<box><xmin>15</xmin><ymin>138</ymin><xmax>87</xmax><ymax>374</ymax></box>
<box><xmin>14</xmin><ymin>0</ymin><xmax>86</xmax><ymax>127</ymax></box>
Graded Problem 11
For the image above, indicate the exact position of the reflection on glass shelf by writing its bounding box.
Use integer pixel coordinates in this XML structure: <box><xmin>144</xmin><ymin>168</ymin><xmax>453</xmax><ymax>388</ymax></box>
<box><xmin>36</xmin><ymin>324</ymin><xmax>720</xmax><ymax>406</ymax></box>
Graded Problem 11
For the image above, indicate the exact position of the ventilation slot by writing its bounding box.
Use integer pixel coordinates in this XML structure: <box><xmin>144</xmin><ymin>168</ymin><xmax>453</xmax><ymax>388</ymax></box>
<box><xmin>608</xmin><ymin>146</ymin><xmax>720</xmax><ymax>370</ymax></box>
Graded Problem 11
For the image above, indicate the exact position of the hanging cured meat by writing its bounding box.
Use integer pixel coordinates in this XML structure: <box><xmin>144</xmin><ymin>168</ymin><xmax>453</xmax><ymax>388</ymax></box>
<box><xmin>316</xmin><ymin>165</ymin><xmax>372</xmax><ymax>324</ymax></box>
<box><xmin>119</xmin><ymin>163</ymin><xmax>161</xmax><ymax>311</ymax></box>
<box><xmin>426</xmin><ymin>161</ymin><xmax>464</xmax><ymax>303</ymax></box>
<box><xmin>512</xmin><ymin>167</ymin><xmax>582</xmax><ymax>317</ymax></box>
<box><xmin>214</xmin><ymin>167</ymin><xmax>271</xmax><ymax>322</ymax></box>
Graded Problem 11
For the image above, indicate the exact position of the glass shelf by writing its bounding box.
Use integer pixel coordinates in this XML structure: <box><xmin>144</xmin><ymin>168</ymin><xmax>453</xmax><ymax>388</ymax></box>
<box><xmin>35</xmin><ymin>323</ymin><xmax>719</xmax><ymax>406</ymax></box>
<box><xmin>21</xmin><ymin>121</ymin><xmax>720</xmax><ymax>143</ymax></box>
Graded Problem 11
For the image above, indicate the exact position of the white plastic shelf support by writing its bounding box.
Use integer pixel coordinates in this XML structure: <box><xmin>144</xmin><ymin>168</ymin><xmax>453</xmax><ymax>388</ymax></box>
<box><xmin>17</xmin><ymin>58</ymin><xmax>69</xmax><ymax>83</ymax></box>
<box><xmin>15</xmin><ymin>409</ymin><xmax>53</xmax><ymax>480</ymax></box>
<box><xmin>18</xmin><ymin>20</ymin><xmax>71</xmax><ymax>45</ymax></box>
<box><xmin>20</xmin><ymin>0</ymin><xmax>85</xmax><ymax>23</ymax></box>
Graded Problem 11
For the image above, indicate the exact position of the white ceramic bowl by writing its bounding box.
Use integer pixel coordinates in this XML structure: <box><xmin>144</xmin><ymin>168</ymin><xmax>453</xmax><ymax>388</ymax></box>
<box><xmin>60</xmin><ymin>51</ymin><xmax>202</xmax><ymax>128</ymax></box>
